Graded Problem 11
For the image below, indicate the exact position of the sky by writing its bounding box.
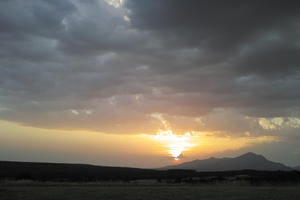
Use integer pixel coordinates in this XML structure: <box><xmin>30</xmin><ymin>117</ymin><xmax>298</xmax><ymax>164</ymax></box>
<box><xmin>0</xmin><ymin>0</ymin><xmax>300</xmax><ymax>168</ymax></box>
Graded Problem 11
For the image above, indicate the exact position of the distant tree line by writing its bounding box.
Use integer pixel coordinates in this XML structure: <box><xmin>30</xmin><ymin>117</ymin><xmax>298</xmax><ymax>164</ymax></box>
<box><xmin>1</xmin><ymin>161</ymin><xmax>300</xmax><ymax>184</ymax></box>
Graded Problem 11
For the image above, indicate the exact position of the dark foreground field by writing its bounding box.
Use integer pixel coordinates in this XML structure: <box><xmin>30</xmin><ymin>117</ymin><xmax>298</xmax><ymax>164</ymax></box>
<box><xmin>1</xmin><ymin>185</ymin><xmax>300</xmax><ymax>200</ymax></box>
<box><xmin>1</xmin><ymin>161</ymin><xmax>300</xmax><ymax>199</ymax></box>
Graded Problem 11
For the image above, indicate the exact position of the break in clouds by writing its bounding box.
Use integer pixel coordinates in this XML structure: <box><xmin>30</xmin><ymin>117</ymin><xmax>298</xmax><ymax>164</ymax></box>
<box><xmin>0</xmin><ymin>0</ymin><xmax>300</xmax><ymax>138</ymax></box>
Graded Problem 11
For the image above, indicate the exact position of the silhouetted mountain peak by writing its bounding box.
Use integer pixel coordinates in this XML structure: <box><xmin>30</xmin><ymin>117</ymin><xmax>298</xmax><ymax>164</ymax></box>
<box><xmin>237</xmin><ymin>152</ymin><xmax>266</xmax><ymax>160</ymax></box>
<box><xmin>240</xmin><ymin>152</ymin><xmax>258</xmax><ymax>157</ymax></box>
<box><xmin>161</xmin><ymin>152</ymin><xmax>292</xmax><ymax>171</ymax></box>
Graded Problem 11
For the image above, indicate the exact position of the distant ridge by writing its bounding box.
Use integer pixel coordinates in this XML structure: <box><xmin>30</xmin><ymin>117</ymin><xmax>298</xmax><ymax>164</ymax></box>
<box><xmin>295</xmin><ymin>166</ymin><xmax>300</xmax><ymax>171</ymax></box>
<box><xmin>161</xmin><ymin>152</ymin><xmax>292</xmax><ymax>171</ymax></box>
<box><xmin>0</xmin><ymin>156</ymin><xmax>299</xmax><ymax>182</ymax></box>
<box><xmin>0</xmin><ymin>160</ymin><xmax>159</xmax><ymax>181</ymax></box>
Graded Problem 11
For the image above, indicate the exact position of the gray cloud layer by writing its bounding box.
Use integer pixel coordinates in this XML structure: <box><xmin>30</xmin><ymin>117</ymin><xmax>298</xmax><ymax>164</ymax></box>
<box><xmin>0</xmin><ymin>0</ymin><xmax>300</xmax><ymax>136</ymax></box>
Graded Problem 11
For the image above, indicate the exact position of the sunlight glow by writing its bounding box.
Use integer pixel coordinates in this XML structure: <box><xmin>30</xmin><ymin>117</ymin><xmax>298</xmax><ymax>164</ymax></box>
<box><xmin>149</xmin><ymin>130</ymin><xmax>198</xmax><ymax>160</ymax></box>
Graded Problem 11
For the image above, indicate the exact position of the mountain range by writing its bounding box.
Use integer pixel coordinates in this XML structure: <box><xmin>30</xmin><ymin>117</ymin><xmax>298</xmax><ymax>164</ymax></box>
<box><xmin>0</xmin><ymin>152</ymin><xmax>299</xmax><ymax>182</ymax></box>
<box><xmin>161</xmin><ymin>152</ymin><xmax>294</xmax><ymax>171</ymax></box>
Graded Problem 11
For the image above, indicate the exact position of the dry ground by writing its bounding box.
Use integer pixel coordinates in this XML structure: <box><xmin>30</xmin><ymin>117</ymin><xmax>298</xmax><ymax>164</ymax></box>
<box><xmin>1</xmin><ymin>184</ymin><xmax>300</xmax><ymax>200</ymax></box>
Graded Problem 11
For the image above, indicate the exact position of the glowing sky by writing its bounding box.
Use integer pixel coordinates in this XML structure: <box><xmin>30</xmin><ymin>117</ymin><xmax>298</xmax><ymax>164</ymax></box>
<box><xmin>0</xmin><ymin>0</ymin><xmax>300</xmax><ymax>167</ymax></box>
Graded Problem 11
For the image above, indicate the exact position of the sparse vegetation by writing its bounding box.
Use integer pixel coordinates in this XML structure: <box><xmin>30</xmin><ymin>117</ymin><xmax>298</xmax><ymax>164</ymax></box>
<box><xmin>1</xmin><ymin>183</ymin><xmax>300</xmax><ymax>200</ymax></box>
<box><xmin>1</xmin><ymin>161</ymin><xmax>300</xmax><ymax>199</ymax></box>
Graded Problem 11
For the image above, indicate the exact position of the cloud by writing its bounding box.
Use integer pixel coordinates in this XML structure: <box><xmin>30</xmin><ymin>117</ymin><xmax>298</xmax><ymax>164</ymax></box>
<box><xmin>0</xmin><ymin>0</ymin><xmax>299</xmax><ymax>138</ymax></box>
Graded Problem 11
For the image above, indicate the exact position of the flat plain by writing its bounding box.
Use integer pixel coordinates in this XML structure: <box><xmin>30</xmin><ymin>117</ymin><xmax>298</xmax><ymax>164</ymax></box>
<box><xmin>1</xmin><ymin>185</ymin><xmax>300</xmax><ymax>200</ymax></box>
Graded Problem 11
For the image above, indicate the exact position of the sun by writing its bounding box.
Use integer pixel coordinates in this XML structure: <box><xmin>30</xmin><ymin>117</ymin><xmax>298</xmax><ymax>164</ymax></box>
<box><xmin>149</xmin><ymin>130</ymin><xmax>197</xmax><ymax>160</ymax></box>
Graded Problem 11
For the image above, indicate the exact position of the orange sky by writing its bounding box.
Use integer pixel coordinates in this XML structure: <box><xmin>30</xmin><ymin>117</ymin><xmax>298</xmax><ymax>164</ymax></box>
<box><xmin>0</xmin><ymin>120</ymin><xmax>280</xmax><ymax>168</ymax></box>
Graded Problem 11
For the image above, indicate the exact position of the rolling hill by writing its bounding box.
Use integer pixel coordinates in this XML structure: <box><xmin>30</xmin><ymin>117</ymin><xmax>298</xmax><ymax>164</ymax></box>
<box><xmin>0</xmin><ymin>160</ymin><xmax>197</xmax><ymax>181</ymax></box>
<box><xmin>0</xmin><ymin>161</ymin><xmax>157</xmax><ymax>181</ymax></box>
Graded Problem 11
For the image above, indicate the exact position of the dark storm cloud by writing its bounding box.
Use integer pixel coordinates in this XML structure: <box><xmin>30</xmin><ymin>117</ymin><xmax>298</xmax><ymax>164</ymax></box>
<box><xmin>126</xmin><ymin>0</ymin><xmax>300</xmax><ymax>50</ymax></box>
<box><xmin>0</xmin><ymin>0</ymin><xmax>300</xmax><ymax>136</ymax></box>
<box><xmin>126</xmin><ymin>0</ymin><xmax>300</xmax><ymax>113</ymax></box>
